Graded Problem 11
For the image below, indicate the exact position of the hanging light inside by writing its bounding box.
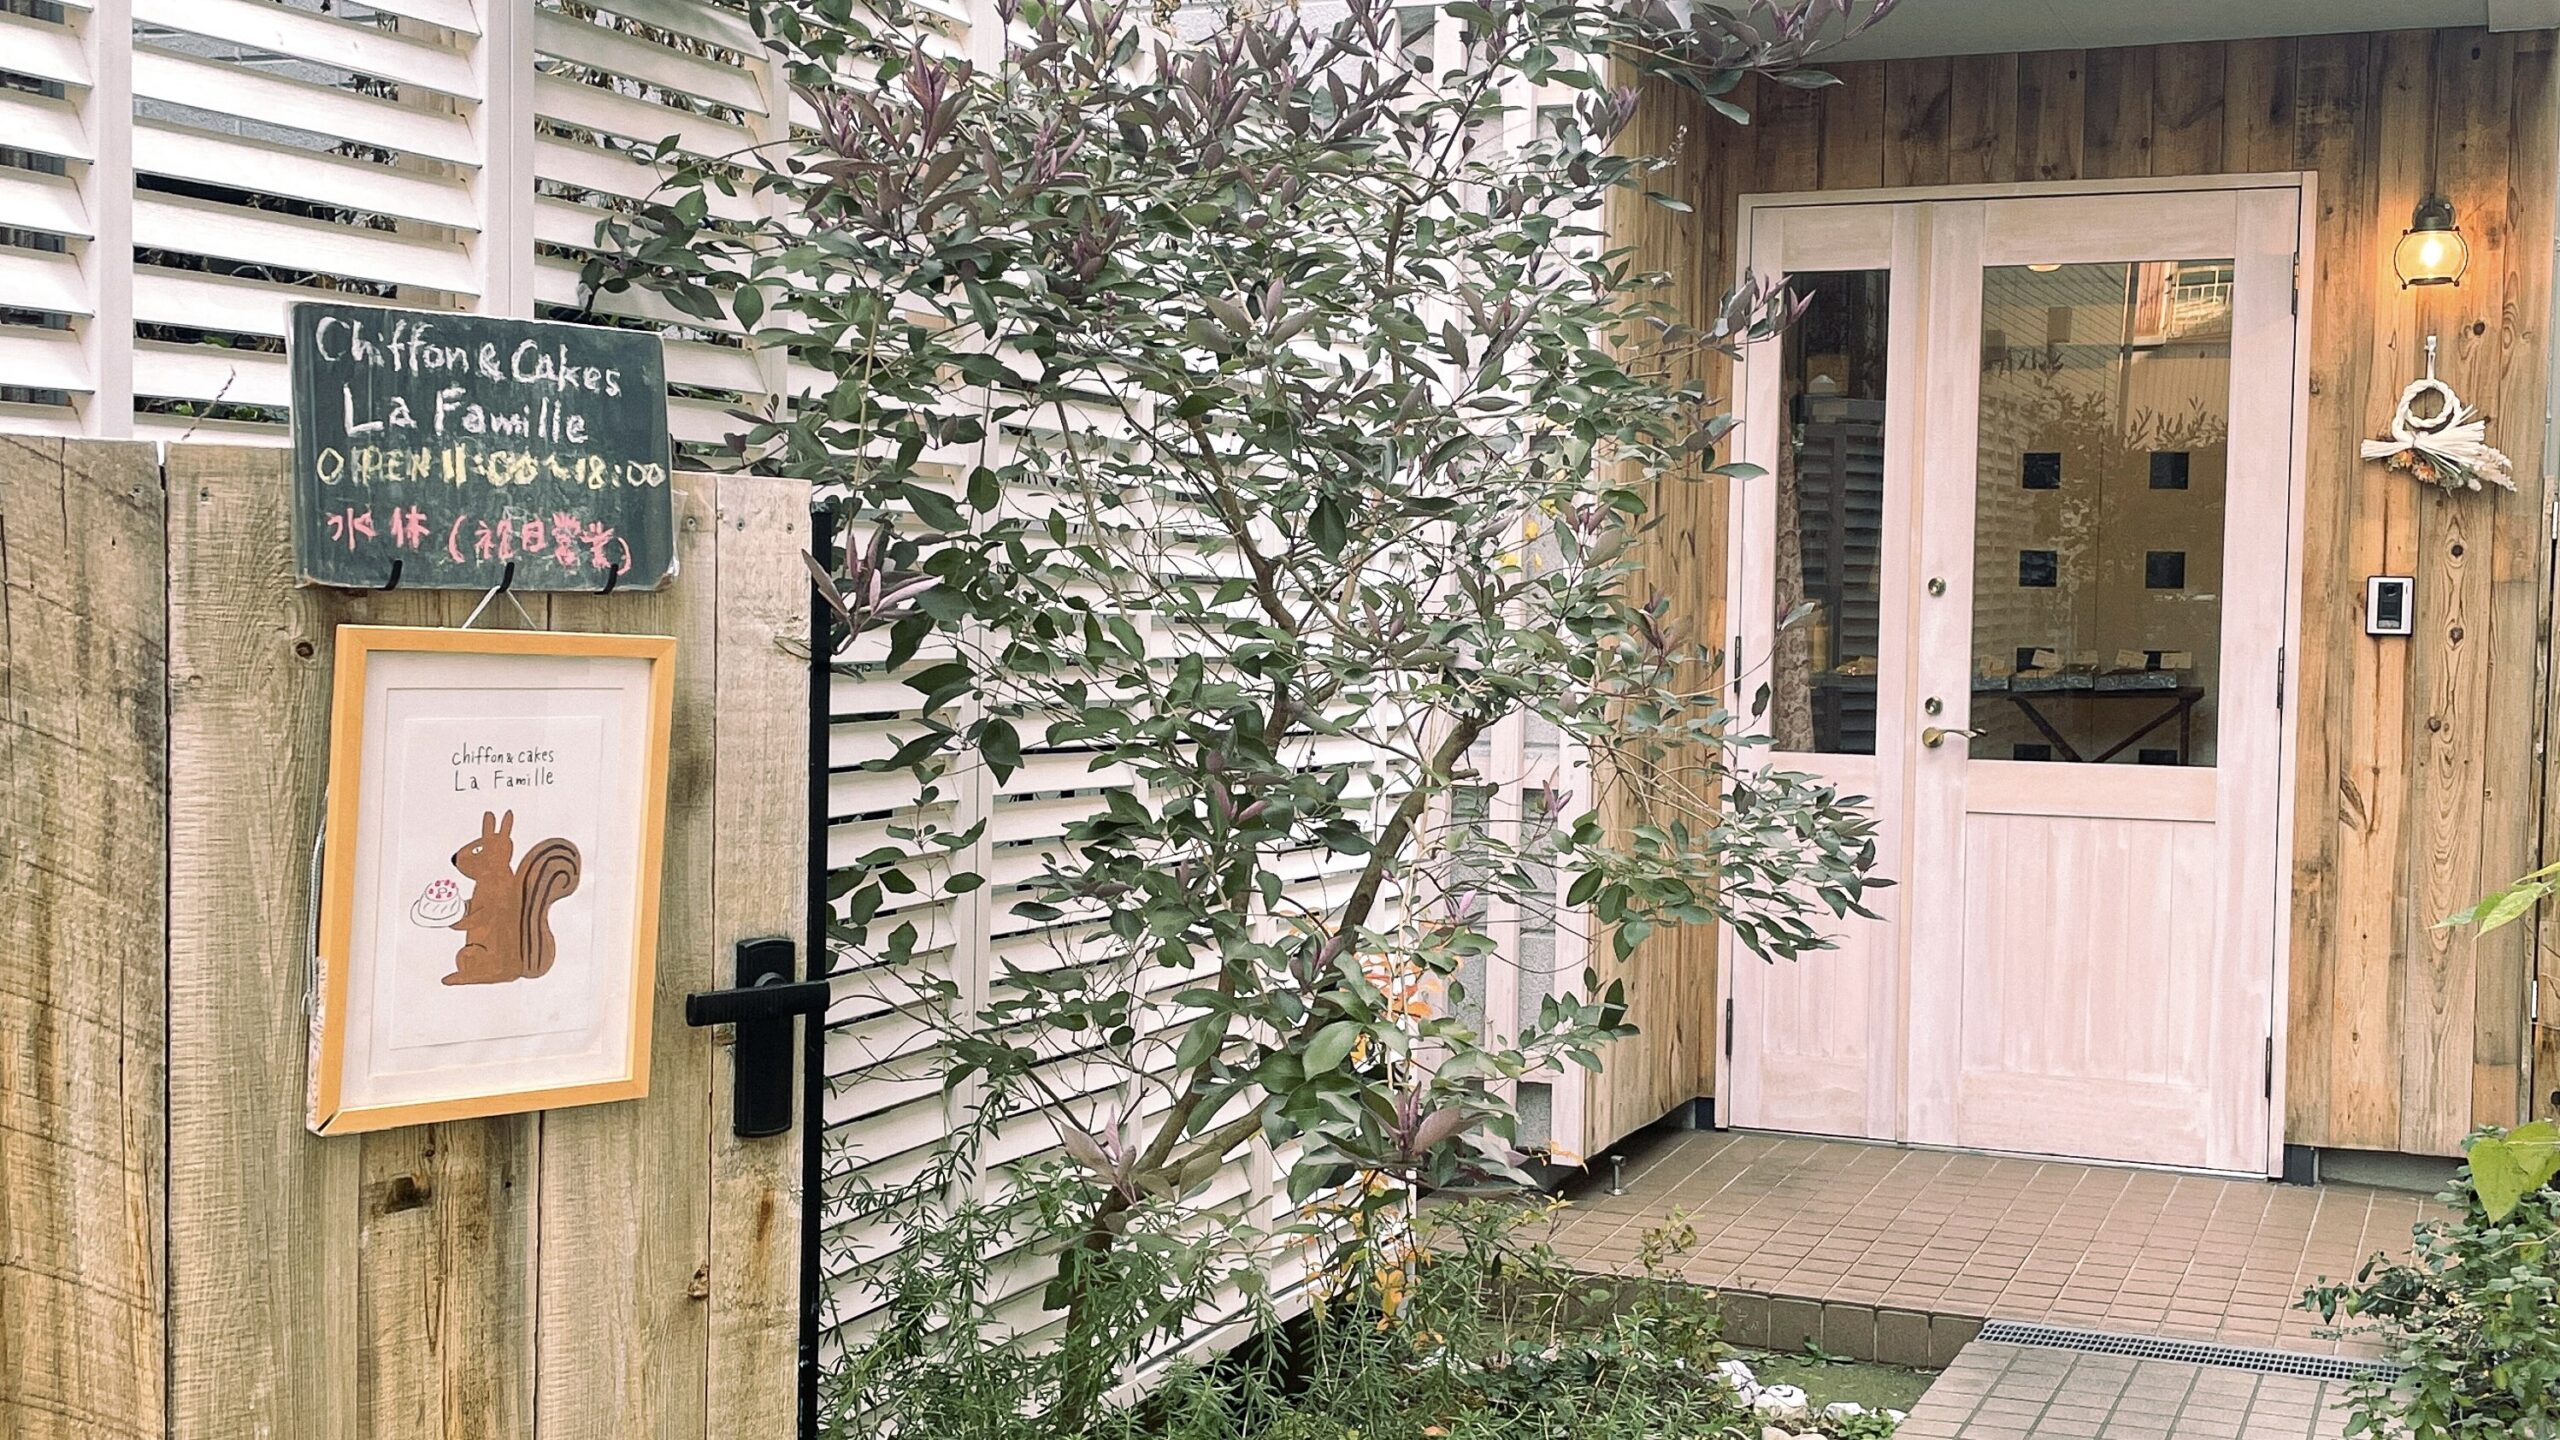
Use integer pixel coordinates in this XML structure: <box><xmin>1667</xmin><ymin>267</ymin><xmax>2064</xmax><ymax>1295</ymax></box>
<box><xmin>2394</xmin><ymin>195</ymin><xmax>2469</xmax><ymax>288</ymax></box>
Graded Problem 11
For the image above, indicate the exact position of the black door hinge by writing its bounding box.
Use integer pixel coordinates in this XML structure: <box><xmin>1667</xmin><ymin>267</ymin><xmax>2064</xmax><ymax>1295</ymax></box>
<box><xmin>1724</xmin><ymin>997</ymin><xmax>1735</xmax><ymax>1058</ymax></box>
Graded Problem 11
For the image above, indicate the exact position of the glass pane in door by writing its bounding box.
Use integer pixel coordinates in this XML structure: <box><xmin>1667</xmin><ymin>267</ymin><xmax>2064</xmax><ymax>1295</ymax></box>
<box><xmin>1970</xmin><ymin>261</ymin><xmax>2230</xmax><ymax>766</ymax></box>
<box><xmin>1772</xmin><ymin>270</ymin><xmax>1890</xmax><ymax>755</ymax></box>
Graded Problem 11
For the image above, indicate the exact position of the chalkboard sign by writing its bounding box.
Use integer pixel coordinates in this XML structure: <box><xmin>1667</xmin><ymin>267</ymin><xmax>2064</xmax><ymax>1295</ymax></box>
<box><xmin>289</xmin><ymin>303</ymin><xmax>675</xmax><ymax>592</ymax></box>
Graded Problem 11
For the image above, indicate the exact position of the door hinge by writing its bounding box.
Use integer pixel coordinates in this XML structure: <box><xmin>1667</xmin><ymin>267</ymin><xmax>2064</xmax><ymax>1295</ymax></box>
<box><xmin>2265</xmin><ymin>1036</ymin><xmax>2275</xmax><ymax>1099</ymax></box>
<box><xmin>2290</xmin><ymin>254</ymin><xmax>2301</xmax><ymax>316</ymax></box>
<box><xmin>1724</xmin><ymin>997</ymin><xmax>1735</xmax><ymax>1058</ymax></box>
<box><xmin>2275</xmin><ymin>645</ymin><xmax>2286</xmax><ymax>710</ymax></box>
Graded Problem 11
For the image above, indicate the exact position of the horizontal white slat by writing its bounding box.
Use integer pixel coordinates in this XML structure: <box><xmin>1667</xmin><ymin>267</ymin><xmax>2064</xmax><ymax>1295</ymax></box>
<box><xmin>0</xmin><ymin>7</ymin><xmax>88</xmax><ymax>89</ymax></box>
<box><xmin>574</xmin><ymin>0</ymin><xmax>760</xmax><ymax>53</ymax></box>
<box><xmin>669</xmin><ymin>393</ymin><xmax>746</xmax><ymax>448</ymax></box>
<box><xmin>534</xmin><ymin>254</ymin><xmax>744</xmax><ymax>334</ymax></box>
<box><xmin>0</xmin><ymin>89</ymin><xmax>90</xmax><ymax>163</ymax></box>
<box><xmin>133</xmin><ymin>47</ymin><xmax>479</xmax><ymax>166</ymax></box>
<box><xmin>130</xmin><ymin>411</ymin><xmax>289</xmax><ymax>444</ymax></box>
<box><xmin>135</xmin><ymin>120</ymin><xmax>475</xmax><ymax>229</ymax></box>
<box><xmin>0</xmin><ymin>400</ymin><xmax>83</xmax><ymax>435</ymax></box>
<box><xmin>536</xmin><ymin>134</ymin><xmax>763</xmax><ymax>221</ymax></box>
<box><xmin>0</xmin><ymin>248</ymin><xmax>92</xmax><ymax>318</ymax></box>
<box><xmin>131</xmin><ymin>268</ymin><xmax>430</xmax><ymax>340</ymax></box>
<box><xmin>535</xmin><ymin>71</ymin><xmax>758</xmax><ymax>158</ymax></box>
<box><xmin>131</xmin><ymin>340</ymin><xmax>288</xmax><ymax>407</ymax></box>
<box><xmin>134</xmin><ymin>193</ymin><xmax>477</xmax><ymax>297</ymax></box>
<box><xmin>134</xmin><ymin>0</ymin><xmax>480</xmax><ymax>100</ymax></box>
<box><xmin>353</xmin><ymin>0</ymin><xmax>482</xmax><ymax>34</ymax></box>
<box><xmin>0</xmin><ymin>326</ymin><xmax>89</xmax><ymax>394</ymax></box>
<box><xmin>825</xmin><ymin>770</ymin><xmax>935</xmax><ymax>823</ymax></box>
<box><xmin>532</xmin><ymin>195</ymin><xmax>611</xmax><ymax>253</ymax></box>
<box><xmin>0</xmin><ymin>168</ymin><xmax>90</xmax><ymax>242</ymax></box>
<box><xmin>665</xmin><ymin>337</ymin><xmax>762</xmax><ymax>392</ymax></box>
<box><xmin>534</xmin><ymin>9</ymin><xmax>766</xmax><ymax>114</ymax></box>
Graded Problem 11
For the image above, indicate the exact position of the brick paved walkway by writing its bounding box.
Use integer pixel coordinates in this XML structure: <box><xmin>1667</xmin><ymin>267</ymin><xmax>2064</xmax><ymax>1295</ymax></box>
<box><xmin>1548</xmin><ymin>1129</ymin><xmax>2444</xmax><ymax>1364</ymax></box>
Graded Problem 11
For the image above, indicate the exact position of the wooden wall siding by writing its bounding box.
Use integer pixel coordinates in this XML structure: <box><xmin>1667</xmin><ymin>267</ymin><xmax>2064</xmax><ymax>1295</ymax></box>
<box><xmin>1</xmin><ymin>438</ymin><xmax>167</xmax><ymax>1440</ymax></box>
<box><xmin>1591</xmin><ymin>62</ymin><xmax>1733</xmax><ymax>1156</ymax></box>
<box><xmin>146</xmin><ymin>446</ymin><xmax>807</xmax><ymax>1439</ymax></box>
<box><xmin>1615</xmin><ymin>28</ymin><xmax>2558</xmax><ymax>1157</ymax></box>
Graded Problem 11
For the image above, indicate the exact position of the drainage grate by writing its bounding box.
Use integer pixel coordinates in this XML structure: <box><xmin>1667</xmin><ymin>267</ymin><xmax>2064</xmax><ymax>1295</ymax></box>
<box><xmin>1975</xmin><ymin>1320</ymin><xmax>2402</xmax><ymax>1383</ymax></box>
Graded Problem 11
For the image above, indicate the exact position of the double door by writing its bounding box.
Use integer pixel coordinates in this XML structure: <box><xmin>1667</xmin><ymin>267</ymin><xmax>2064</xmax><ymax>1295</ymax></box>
<box><xmin>1721</xmin><ymin>188</ymin><xmax>2303</xmax><ymax>1175</ymax></box>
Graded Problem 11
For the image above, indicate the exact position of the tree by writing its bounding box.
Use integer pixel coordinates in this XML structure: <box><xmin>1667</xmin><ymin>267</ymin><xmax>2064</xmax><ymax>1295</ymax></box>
<box><xmin>592</xmin><ymin>0</ymin><xmax>1896</xmax><ymax>1419</ymax></box>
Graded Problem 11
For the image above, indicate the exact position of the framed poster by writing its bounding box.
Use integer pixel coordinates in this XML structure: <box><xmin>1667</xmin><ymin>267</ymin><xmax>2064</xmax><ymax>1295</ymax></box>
<box><xmin>310</xmin><ymin>626</ymin><xmax>676</xmax><ymax>1135</ymax></box>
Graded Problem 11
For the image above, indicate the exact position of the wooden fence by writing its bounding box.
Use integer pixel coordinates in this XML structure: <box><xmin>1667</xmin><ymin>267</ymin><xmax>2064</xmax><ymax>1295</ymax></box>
<box><xmin>2</xmin><ymin>435</ymin><xmax>809</xmax><ymax>1439</ymax></box>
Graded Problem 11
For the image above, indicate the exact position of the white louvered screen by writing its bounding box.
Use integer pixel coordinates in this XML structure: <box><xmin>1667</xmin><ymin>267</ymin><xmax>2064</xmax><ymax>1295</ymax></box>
<box><xmin>0</xmin><ymin>0</ymin><xmax>792</xmax><ymax>462</ymax></box>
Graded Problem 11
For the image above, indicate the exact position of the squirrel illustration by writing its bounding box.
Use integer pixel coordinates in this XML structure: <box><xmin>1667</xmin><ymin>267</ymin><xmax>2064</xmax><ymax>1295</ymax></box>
<box><xmin>445</xmin><ymin>809</ymin><xmax>583</xmax><ymax>986</ymax></box>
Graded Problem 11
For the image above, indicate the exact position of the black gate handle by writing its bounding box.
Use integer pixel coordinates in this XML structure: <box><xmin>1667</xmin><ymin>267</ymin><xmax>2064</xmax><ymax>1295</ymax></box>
<box><xmin>686</xmin><ymin>937</ymin><xmax>829</xmax><ymax>1138</ymax></box>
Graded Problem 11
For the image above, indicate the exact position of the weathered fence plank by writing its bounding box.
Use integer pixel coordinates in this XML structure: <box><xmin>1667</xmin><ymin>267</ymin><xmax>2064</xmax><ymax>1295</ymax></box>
<box><xmin>708</xmin><ymin>476</ymin><xmax>814</xmax><ymax>1437</ymax></box>
<box><xmin>0</xmin><ymin>435</ymin><xmax>167</xmax><ymax>1440</ymax></box>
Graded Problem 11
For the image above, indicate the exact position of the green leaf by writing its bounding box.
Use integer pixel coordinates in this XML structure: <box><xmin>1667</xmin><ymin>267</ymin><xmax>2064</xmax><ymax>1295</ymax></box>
<box><xmin>1303</xmin><ymin>1021</ymin><xmax>1361</xmax><ymax>1076</ymax></box>
<box><xmin>2470</xmin><ymin>1123</ymin><xmax>2560</xmax><ymax>1221</ymax></box>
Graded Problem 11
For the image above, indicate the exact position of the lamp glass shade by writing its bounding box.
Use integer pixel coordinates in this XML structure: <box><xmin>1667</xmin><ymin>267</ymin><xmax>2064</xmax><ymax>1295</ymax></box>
<box><xmin>2395</xmin><ymin>199</ymin><xmax>2468</xmax><ymax>287</ymax></box>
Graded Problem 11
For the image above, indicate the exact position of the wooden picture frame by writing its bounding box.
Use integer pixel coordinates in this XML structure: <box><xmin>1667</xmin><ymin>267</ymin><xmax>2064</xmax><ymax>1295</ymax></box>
<box><xmin>309</xmin><ymin>626</ymin><xmax>676</xmax><ymax>1135</ymax></box>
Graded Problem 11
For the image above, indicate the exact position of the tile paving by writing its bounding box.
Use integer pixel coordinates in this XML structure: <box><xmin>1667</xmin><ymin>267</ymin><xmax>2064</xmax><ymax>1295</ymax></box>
<box><xmin>1545</xmin><ymin>1129</ymin><xmax>2445</xmax><ymax>1363</ymax></box>
<box><xmin>1895</xmin><ymin>1342</ymin><xmax>2356</xmax><ymax>1440</ymax></box>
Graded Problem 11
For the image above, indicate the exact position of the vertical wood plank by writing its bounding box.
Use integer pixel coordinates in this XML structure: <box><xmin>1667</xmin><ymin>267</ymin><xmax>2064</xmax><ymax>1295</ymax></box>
<box><xmin>2151</xmin><ymin>42</ymin><xmax>2228</xmax><ymax>177</ymax></box>
<box><xmin>1756</xmin><ymin>71</ymin><xmax>1826</xmax><ymax>194</ymax></box>
<box><xmin>2080</xmin><ymin>47</ymin><xmax>2156</xmax><ymax>179</ymax></box>
<box><xmin>168</xmin><ymin>445</ymin><xmax>361</xmax><ymax>1440</ymax></box>
<box><xmin>2321</xmin><ymin>30</ymin><xmax>2428</xmax><ymax>1153</ymax></box>
<box><xmin>707</xmin><ymin>475</ymin><xmax>813</xmax><ymax>1435</ymax></box>
<box><xmin>1818</xmin><ymin>61</ymin><xmax>1886</xmax><ymax>191</ymax></box>
<box><xmin>1882</xmin><ymin>57</ymin><xmax>1953</xmax><ymax>189</ymax></box>
<box><xmin>2478</xmin><ymin>31</ymin><xmax>2554</xmax><ymax>1130</ymax></box>
<box><xmin>1946</xmin><ymin>52</ymin><xmax>2019</xmax><ymax>184</ymax></box>
<box><xmin>2223</xmin><ymin>37</ymin><xmax>2300</xmax><ymax>175</ymax></box>
<box><xmin>2015</xmin><ymin>50</ymin><xmax>2087</xmax><ymax>182</ymax></box>
<box><xmin>533</xmin><ymin>485</ymin><xmax>717</xmax><ymax>1440</ymax></box>
<box><xmin>0</xmin><ymin>436</ymin><xmax>166</xmax><ymax>1440</ymax></box>
<box><xmin>169</xmin><ymin>444</ymin><xmax>540</xmax><ymax>1439</ymax></box>
<box><xmin>2395</xmin><ymin>29</ymin><xmax>2506</xmax><ymax>1155</ymax></box>
<box><xmin>2280</xmin><ymin>30</ymin><xmax>2374</xmax><ymax>1149</ymax></box>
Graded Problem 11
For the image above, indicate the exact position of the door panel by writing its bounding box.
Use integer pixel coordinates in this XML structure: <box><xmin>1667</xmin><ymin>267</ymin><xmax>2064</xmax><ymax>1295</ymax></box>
<box><xmin>1726</xmin><ymin>187</ymin><xmax>2299</xmax><ymax>1175</ymax></box>
<box><xmin>1725</xmin><ymin>205</ymin><xmax>1918</xmax><ymax>1143</ymax></box>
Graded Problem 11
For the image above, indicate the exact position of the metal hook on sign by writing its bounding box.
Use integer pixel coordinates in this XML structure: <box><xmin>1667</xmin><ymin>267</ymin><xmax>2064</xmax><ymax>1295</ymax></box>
<box><xmin>461</xmin><ymin>561</ymin><xmax>538</xmax><ymax>630</ymax></box>
<box><xmin>381</xmin><ymin>557</ymin><xmax>404</xmax><ymax>592</ymax></box>
<box><xmin>599</xmin><ymin>561</ymin><xmax>622</xmax><ymax>597</ymax></box>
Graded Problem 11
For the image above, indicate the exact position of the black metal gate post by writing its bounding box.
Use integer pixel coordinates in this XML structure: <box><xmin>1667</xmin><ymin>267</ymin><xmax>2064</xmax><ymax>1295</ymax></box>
<box><xmin>799</xmin><ymin>503</ymin><xmax>837</xmax><ymax>1438</ymax></box>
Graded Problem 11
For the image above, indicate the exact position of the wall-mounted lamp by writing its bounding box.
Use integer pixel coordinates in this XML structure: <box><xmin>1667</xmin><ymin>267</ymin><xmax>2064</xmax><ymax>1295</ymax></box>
<box><xmin>2394</xmin><ymin>195</ymin><xmax>2469</xmax><ymax>288</ymax></box>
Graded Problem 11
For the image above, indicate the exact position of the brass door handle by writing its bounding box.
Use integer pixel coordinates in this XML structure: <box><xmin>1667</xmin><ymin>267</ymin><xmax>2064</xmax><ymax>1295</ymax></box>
<box><xmin>1922</xmin><ymin>726</ymin><xmax>1984</xmax><ymax>749</ymax></box>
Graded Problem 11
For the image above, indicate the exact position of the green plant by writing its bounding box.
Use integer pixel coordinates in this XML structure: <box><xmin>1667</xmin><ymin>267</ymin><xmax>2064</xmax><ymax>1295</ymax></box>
<box><xmin>2440</xmin><ymin>862</ymin><xmax>2560</xmax><ymax>936</ymax></box>
<box><xmin>599</xmin><ymin>0</ymin><xmax>1898</xmax><ymax>1415</ymax></box>
<box><xmin>2304</xmin><ymin>1127</ymin><xmax>2560</xmax><ymax>1438</ymax></box>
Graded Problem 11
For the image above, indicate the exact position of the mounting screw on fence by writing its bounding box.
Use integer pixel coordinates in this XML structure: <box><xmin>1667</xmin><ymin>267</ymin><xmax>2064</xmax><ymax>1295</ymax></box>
<box><xmin>1607</xmin><ymin>1155</ymin><xmax>1624</xmax><ymax>1197</ymax></box>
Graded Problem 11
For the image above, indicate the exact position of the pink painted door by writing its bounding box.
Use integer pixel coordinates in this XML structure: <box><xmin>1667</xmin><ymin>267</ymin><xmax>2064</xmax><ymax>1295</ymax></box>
<box><xmin>1728</xmin><ymin>188</ymin><xmax>2301</xmax><ymax>1175</ymax></box>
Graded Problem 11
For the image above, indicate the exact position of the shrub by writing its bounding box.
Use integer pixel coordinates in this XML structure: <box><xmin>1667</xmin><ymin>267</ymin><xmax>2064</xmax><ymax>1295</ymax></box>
<box><xmin>2304</xmin><ymin>1126</ymin><xmax>2560</xmax><ymax>1438</ymax></box>
<box><xmin>607</xmin><ymin>0</ymin><xmax>1898</xmax><ymax>1414</ymax></box>
<box><xmin>829</xmin><ymin>1192</ymin><xmax>1891</xmax><ymax>1440</ymax></box>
